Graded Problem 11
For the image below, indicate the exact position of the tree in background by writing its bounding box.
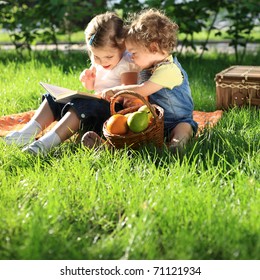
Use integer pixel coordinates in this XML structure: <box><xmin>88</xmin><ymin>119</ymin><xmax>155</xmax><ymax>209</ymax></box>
<box><xmin>222</xmin><ymin>0</ymin><xmax>259</xmax><ymax>63</ymax></box>
<box><xmin>0</xmin><ymin>0</ymin><xmax>107</xmax><ymax>54</ymax></box>
<box><xmin>1</xmin><ymin>0</ymin><xmax>259</xmax><ymax>62</ymax></box>
<box><xmin>114</xmin><ymin>0</ymin><xmax>259</xmax><ymax>62</ymax></box>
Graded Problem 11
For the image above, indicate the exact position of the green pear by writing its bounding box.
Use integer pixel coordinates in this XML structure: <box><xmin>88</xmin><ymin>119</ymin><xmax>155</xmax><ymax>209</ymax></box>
<box><xmin>138</xmin><ymin>105</ymin><xmax>153</xmax><ymax>122</ymax></box>
<box><xmin>127</xmin><ymin>111</ymin><xmax>149</xmax><ymax>133</ymax></box>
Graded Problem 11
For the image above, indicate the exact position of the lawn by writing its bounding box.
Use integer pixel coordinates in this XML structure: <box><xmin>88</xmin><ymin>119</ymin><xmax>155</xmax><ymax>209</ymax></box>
<box><xmin>0</xmin><ymin>50</ymin><xmax>259</xmax><ymax>260</ymax></box>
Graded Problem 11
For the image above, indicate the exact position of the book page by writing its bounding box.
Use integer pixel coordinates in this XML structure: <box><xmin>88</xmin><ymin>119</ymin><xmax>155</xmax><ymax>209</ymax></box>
<box><xmin>39</xmin><ymin>82</ymin><xmax>100</xmax><ymax>103</ymax></box>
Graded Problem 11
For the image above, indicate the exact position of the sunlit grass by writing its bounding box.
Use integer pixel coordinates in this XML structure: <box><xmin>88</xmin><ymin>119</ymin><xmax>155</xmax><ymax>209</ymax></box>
<box><xmin>0</xmin><ymin>50</ymin><xmax>259</xmax><ymax>260</ymax></box>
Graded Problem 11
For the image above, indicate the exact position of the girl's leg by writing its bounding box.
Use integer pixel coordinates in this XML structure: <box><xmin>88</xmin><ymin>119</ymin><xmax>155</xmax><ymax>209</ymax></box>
<box><xmin>22</xmin><ymin>97</ymin><xmax>119</xmax><ymax>155</ymax></box>
<box><xmin>51</xmin><ymin>109</ymin><xmax>80</xmax><ymax>141</ymax></box>
<box><xmin>32</xmin><ymin>98</ymin><xmax>56</xmax><ymax>129</ymax></box>
<box><xmin>5</xmin><ymin>99</ymin><xmax>55</xmax><ymax>146</ymax></box>
<box><xmin>22</xmin><ymin>109</ymin><xmax>80</xmax><ymax>155</ymax></box>
<box><xmin>169</xmin><ymin>122</ymin><xmax>193</xmax><ymax>150</ymax></box>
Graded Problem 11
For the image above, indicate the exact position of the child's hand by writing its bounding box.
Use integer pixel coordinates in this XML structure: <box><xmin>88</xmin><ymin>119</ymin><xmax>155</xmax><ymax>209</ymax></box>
<box><xmin>101</xmin><ymin>89</ymin><xmax>114</xmax><ymax>102</ymax></box>
<box><xmin>79</xmin><ymin>67</ymin><xmax>96</xmax><ymax>82</ymax></box>
<box><xmin>79</xmin><ymin>67</ymin><xmax>96</xmax><ymax>90</ymax></box>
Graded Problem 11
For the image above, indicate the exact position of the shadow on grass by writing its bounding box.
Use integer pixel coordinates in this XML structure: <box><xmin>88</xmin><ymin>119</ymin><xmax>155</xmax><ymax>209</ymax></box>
<box><xmin>0</xmin><ymin>50</ymin><xmax>89</xmax><ymax>74</ymax></box>
<box><xmin>1</xmin><ymin>48</ymin><xmax>260</xmax><ymax>77</ymax></box>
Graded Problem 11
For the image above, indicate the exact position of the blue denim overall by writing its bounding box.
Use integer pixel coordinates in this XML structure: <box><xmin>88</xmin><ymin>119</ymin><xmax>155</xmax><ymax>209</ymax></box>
<box><xmin>139</xmin><ymin>57</ymin><xmax>198</xmax><ymax>140</ymax></box>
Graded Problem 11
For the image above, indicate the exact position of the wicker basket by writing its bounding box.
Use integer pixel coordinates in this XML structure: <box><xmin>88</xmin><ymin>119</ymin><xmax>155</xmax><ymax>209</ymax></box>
<box><xmin>103</xmin><ymin>90</ymin><xmax>164</xmax><ymax>149</ymax></box>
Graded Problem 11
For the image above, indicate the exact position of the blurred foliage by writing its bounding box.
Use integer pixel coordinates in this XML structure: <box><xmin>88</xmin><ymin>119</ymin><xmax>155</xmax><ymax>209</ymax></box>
<box><xmin>0</xmin><ymin>0</ymin><xmax>106</xmax><ymax>54</ymax></box>
<box><xmin>0</xmin><ymin>0</ymin><xmax>259</xmax><ymax>62</ymax></box>
<box><xmin>223</xmin><ymin>0</ymin><xmax>259</xmax><ymax>62</ymax></box>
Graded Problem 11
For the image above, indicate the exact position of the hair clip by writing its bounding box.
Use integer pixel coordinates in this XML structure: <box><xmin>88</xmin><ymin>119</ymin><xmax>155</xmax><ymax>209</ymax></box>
<box><xmin>89</xmin><ymin>33</ymin><xmax>96</xmax><ymax>46</ymax></box>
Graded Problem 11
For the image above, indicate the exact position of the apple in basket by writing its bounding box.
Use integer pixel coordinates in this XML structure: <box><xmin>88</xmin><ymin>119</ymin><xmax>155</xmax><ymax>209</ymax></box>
<box><xmin>127</xmin><ymin>111</ymin><xmax>149</xmax><ymax>133</ymax></box>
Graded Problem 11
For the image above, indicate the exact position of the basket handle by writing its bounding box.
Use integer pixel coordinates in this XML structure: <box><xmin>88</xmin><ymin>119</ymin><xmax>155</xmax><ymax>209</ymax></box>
<box><xmin>110</xmin><ymin>90</ymin><xmax>158</xmax><ymax>120</ymax></box>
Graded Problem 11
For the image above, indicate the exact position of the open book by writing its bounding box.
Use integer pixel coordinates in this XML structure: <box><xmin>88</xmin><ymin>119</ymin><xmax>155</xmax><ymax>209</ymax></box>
<box><xmin>40</xmin><ymin>82</ymin><xmax>101</xmax><ymax>104</ymax></box>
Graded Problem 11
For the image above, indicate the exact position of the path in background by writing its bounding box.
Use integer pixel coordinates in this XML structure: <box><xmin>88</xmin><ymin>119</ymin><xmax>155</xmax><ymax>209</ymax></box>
<box><xmin>0</xmin><ymin>42</ymin><xmax>259</xmax><ymax>54</ymax></box>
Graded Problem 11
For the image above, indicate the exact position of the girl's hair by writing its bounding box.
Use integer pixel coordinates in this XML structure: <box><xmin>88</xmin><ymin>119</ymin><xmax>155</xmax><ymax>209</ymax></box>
<box><xmin>85</xmin><ymin>12</ymin><xmax>125</xmax><ymax>50</ymax></box>
<box><xmin>126</xmin><ymin>9</ymin><xmax>179</xmax><ymax>53</ymax></box>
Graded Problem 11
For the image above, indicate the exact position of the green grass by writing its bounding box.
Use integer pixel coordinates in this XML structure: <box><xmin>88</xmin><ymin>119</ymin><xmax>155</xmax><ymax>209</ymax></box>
<box><xmin>0</xmin><ymin>50</ymin><xmax>259</xmax><ymax>260</ymax></box>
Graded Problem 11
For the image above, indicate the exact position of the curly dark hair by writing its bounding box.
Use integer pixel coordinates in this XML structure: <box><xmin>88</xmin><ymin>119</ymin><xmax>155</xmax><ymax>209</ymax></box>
<box><xmin>126</xmin><ymin>9</ymin><xmax>179</xmax><ymax>53</ymax></box>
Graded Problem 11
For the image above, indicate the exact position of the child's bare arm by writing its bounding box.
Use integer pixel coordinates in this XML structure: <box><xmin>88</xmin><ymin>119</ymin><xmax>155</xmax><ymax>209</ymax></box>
<box><xmin>101</xmin><ymin>80</ymin><xmax>163</xmax><ymax>101</ymax></box>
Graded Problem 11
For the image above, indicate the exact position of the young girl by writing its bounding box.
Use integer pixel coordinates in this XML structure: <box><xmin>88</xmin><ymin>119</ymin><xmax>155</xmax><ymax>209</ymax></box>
<box><xmin>4</xmin><ymin>12</ymin><xmax>138</xmax><ymax>155</ymax></box>
<box><xmin>89</xmin><ymin>9</ymin><xmax>198</xmax><ymax>151</ymax></box>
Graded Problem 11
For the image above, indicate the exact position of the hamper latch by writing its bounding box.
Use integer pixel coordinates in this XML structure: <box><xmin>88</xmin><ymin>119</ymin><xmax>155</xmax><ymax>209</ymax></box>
<box><xmin>233</xmin><ymin>91</ymin><xmax>260</xmax><ymax>107</ymax></box>
<box><xmin>232</xmin><ymin>91</ymin><xmax>247</xmax><ymax>106</ymax></box>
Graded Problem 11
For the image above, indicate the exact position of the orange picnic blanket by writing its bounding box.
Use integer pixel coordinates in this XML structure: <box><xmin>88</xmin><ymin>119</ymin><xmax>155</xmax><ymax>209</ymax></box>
<box><xmin>0</xmin><ymin>110</ymin><xmax>223</xmax><ymax>137</ymax></box>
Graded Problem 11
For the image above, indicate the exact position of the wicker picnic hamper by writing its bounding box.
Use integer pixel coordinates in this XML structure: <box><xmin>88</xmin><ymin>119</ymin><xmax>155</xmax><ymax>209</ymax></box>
<box><xmin>103</xmin><ymin>90</ymin><xmax>164</xmax><ymax>149</ymax></box>
<box><xmin>215</xmin><ymin>65</ymin><xmax>260</xmax><ymax>110</ymax></box>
